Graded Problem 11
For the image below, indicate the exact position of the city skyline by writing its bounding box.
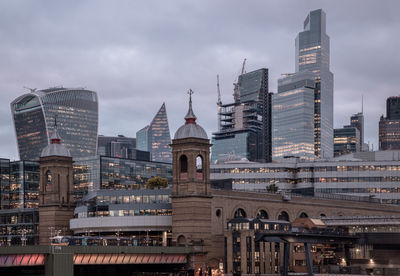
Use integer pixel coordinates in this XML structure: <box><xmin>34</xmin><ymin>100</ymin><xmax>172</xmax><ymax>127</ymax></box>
<box><xmin>0</xmin><ymin>1</ymin><xmax>399</xmax><ymax>159</ymax></box>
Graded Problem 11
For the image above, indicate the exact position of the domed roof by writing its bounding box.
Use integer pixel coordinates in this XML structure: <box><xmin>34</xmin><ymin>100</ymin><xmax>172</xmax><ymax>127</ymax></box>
<box><xmin>174</xmin><ymin>123</ymin><xmax>208</xmax><ymax>139</ymax></box>
<box><xmin>174</xmin><ymin>89</ymin><xmax>208</xmax><ymax>140</ymax></box>
<box><xmin>40</xmin><ymin>125</ymin><xmax>71</xmax><ymax>158</ymax></box>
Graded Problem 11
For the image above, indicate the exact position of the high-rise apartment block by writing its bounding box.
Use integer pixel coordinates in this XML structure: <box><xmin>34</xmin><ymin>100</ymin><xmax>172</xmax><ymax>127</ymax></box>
<box><xmin>11</xmin><ymin>87</ymin><xmax>98</xmax><ymax>160</ymax></box>
<box><xmin>212</xmin><ymin>68</ymin><xmax>272</xmax><ymax>163</ymax></box>
<box><xmin>380</xmin><ymin>97</ymin><xmax>400</xmax><ymax>150</ymax></box>
<box><xmin>136</xmin><ymin>103</ymin><xmax>172</xmax><ymax>163</ymax></box>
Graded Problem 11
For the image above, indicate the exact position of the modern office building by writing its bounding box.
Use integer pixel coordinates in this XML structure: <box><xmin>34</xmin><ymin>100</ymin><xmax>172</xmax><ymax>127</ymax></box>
<box><xmin>0</xmin><ymin>159</ymin><xmax>39</xmax><ymax>210</ymax></box>
<box><xmin>136</xmin><ymin>103</ymin><xmax>172</xmax><ymax>163</ymax></box>
<box><xmin>11</xmin><ymin>87</ymin><xmax>98</xmax><ymax>160</ymax></box>
<box><xmin>350</xmin><ymin>112</ymin><xmax>364</xmax><ymax>150</ymax></box>
<box><xmin>295</xmin><ymin>9</ymin><xmax>334</xmax><ymax>158</ymax></box>
<box><xmin>212</xmin><ymin>68</ymin><xmax>272</xmax><ymax>163</ymax></box>
<box><xmin>334</xmin><ymin>126</ymin><xmax>360</xmax><ymax>157</ymax></box>
<box><xmin>273</xmin><ymin>72</ymin><xmax>316</xmax><ymax>160</ymax></box>
<box><xmin>70</xmin><ymin>188</ymin><xmax>172</xmax><ymax>246</ymax></box>
<box><xmin>73</xmin><ymin>155</ymin><xmax>172</xmax><ymax>195</ymax></box>
<box><xmin>386</xmin><ymin>96</ymin><xmax>400</xmax><ymax>120</ymax></box>
<box><xmin>379</xmin><ymin>97</ymin><xmax>400</xmax><ymax>150</ymax></box>
<box><xmin>97</xmin><ymin>134</ymin><xmax>150</xmax><ymax>160</ymax></box>
<box><xmin>211</xmin><ymin>150</ymin><xmax>400</xmax><ymax>204</ymax></box>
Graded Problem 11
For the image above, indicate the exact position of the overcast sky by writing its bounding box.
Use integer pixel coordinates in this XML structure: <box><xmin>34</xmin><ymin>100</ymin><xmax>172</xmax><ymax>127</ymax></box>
<box><xmin>0</xmin><ymin>0</ymin><xmax>399</xmax><ymax>160</ymax></box>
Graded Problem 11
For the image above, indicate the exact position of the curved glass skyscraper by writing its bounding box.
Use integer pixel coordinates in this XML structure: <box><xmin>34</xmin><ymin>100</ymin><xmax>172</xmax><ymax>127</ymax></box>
<box><xmin>11</xmin><ymin>87</ymin><xmax>98</xmax><ymax>160</ymax></box>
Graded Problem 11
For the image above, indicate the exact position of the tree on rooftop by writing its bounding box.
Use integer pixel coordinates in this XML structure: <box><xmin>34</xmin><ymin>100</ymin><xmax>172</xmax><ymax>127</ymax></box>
<box><xmin>145</xmin><ymin>176</ymin><xmax>168</xmax><ymax>189</ymax></box>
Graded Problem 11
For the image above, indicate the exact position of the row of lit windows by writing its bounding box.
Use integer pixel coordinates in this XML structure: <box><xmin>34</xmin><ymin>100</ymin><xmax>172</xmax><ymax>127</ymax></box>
<box><xmin>77</xmin><ymin>209</ymin><xmax>172</xmax><ymax>218</ymax></box>
<box><xmin>211</xmin><ymin>164</ymin><xmax>400</xmax><ymax>174</ymax></box>
<box><xmin>96</xmin><ymin>194</ymin><xmax>170</xmax><ymax>204</ymax></box>
<box><xmin>316</xmin><ymin>188</ymin><xmax>400</xmax><ymax>194</ymax></box>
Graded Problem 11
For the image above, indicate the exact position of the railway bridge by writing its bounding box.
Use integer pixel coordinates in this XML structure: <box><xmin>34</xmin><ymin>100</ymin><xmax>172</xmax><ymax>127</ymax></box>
<box><xmin>0</xmin><ymin>245</ymin><xmax>195</xmax><ymax>276</ymax></box>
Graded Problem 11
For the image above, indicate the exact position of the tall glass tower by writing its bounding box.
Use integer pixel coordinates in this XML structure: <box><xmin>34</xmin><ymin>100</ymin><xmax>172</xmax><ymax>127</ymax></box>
<box><xmin>273</xmin><ymin>72</ymin><xmax>316</xmax><ymax>160</ymax></box>
<box><xmin>136</xmin><ymin>103</ymin><xmax>172</xmax><ymax>163</ymax></box>
<box><xmin>11</xmin><ymin>87</ymin><xmax>98</xmax><ymax>160</ymax></box>
<box><xmin>295</xmin><ymin>9</ymin><xmax>334</xmax><ymax>158</ymax></box>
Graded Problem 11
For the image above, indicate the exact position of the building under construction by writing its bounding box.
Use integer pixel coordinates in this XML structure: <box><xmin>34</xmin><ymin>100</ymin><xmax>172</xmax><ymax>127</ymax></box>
<box><xmin>211</xmin><ymin>67</ymin><xmax>272</xmax><ymax>164</ymax></box>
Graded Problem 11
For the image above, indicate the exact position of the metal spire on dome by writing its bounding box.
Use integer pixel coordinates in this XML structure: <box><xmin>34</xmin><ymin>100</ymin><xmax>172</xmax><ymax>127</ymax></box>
<box><xmin>184</xmin><ymin>89</ymin><xmax>197</xmax><ymax>124</ymax></box>
<box><xmin>50</xmin><ymin>115</ymin><xmax>61</xmax><ymax>144</ymax></box>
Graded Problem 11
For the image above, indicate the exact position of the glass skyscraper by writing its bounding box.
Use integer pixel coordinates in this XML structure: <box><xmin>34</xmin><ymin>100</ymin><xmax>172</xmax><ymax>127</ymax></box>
<box><xmin>379</xmin><ymin>97</ymin><xmax>400</xmax><ymax>150</ymax></box>
<box><xmin>273</xmin><ymin>72</ymin><xmax>316</xmax><ymax>160</ymax></box>
<box><xmin>11</xmin><ymin>87</ymin><xmax>98</xmax><ymax>160</ymax></box>
<box><xmin>212</xmin><ymin>68</ymin><xmax>272</xmax><ymax>163</ymax></box>
<box><xmin>0</xmin><ymin>159</ymin><xmax>39</xmax><ymax>210</ymax></box>
<box><xmin>295</xmin><ymin>9</ymin><xmax>334</xmax><ymax>158</ymax></box>
<box><xmin>334</xmin><ymin>127</ymin><xmax>360</xmax><ymax>157</ymax></box>
<box><xmin>136</xmin><ymin>103</ymin><xmax>172</xmax><ymax>163</ymax></box>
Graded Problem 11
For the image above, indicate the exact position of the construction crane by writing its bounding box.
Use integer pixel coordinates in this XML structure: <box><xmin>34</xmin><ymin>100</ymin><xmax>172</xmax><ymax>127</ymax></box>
<box><xmin>216</xmin><ymin>74</ymin><xmax>222</xmax><ymax>106</ymax></box>
<box><xmin>233</xmin><ymin>58</ymin><xmax>246</xmax><ymax>103</ymax></box>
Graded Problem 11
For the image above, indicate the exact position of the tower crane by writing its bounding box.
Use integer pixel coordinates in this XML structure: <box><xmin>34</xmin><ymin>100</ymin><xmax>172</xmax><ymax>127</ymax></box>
<box><xmin>217</xmin><ymin>74</ymin><xmax>222</xmax><ymax>106</ymax></box>
<box><xmin>233</xmin><ymin>58</ymin><xmax>246</xmax><ymax>103</ymax></box>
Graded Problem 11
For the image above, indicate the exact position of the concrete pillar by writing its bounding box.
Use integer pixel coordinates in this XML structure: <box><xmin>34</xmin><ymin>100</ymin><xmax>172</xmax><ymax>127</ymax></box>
<box><xmin>282</xmin><ymin>243</ymin><xmax>290</xmax><ymax>276</ymax></box>
<box><xmin>304</xmin><ymin>242</ymin><xmax>314</xmax><ymax>276</ymax></box>
<box><xmin>45</xmin><ymin>252</ymin><xmax>73</xmax><ymax>276</ymax></box>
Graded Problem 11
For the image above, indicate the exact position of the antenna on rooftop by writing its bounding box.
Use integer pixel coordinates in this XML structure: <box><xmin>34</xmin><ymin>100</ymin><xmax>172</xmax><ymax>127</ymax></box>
<box><xmin>361</xmin><ymin>95</ymin><xmax>364</xmax><ymax>114</ymax></box>
<box><xmin>23</xmin><ymin>86</ymin><xmax>37</xmax><ymax>93</ymax></box>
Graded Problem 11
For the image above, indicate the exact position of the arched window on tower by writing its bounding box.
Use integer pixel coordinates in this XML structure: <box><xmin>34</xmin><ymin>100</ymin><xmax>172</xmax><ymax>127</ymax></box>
<box><xmin>196</xmin><ymin>155</ymin><xmax>203</xmax><ymax>180</ymax></box>
<box><xmin>179</xmin><ymin>155</ymin><xmax>188</xmax><ymax>180</ymax></box>
<box><xmin>45</xmin><ymin>170</ymin><xmax>52</xmax><ymax>192</ymax></box>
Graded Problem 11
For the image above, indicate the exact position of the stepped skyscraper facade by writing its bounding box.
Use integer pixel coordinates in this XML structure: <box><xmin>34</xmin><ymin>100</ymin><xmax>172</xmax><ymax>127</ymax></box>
<box><xmin>11</xmin><ymin>87</ymin><xmax>98</xmax><ymax>160</ymax></box>
<box><xmin>273</xmin><ymin>9</ymin><xmax>334</xmax><ymax>159</ymax></box>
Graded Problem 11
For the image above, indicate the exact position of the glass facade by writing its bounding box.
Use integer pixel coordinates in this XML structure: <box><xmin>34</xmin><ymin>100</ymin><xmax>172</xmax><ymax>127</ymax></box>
<box><xmin>386</xmin><ymin>97</ymin><xmax>400</xmax><ymax>120</ymax></box>
<box><xmin>273</xmin><ymin>72</ymin><xmax>315</xmax><ymax>160</ymax></box>
<box><xmin>350</xmin><ymin>112</ymin><xmax>364</xmax><ymax>150</ymax></box>
<box><xmin>97</xmin><ymin>135</ymin><xmax>150</xmax><ymax>161</ymax></box>
<box><xmin>212</xmin><ymin>131</ymin><xmax>258</xmax><ymax>164</ymax></box>
<box><xmin>334</xmin><ymin>127</ymin><xmax>360</xmax><ymax>156</ymax></box>
<box><xmin>0</xmin><ymin>160</ymin><xmax>39</xmax><ymax>210</ymax></box>
<box><xmin>73</xmin><ymin>155</ymin><xmax>172</xmax><ymax>193</ymax></box>
<box><xmin>211</xmin><ymin>159</ymin><xmax>400</xmax><ymax>204</ymax></box>
<box><xmin>379</xmin><ymin>97</ymin><xmax>400</xmax><ymax>150</ymax></box>
<box><xmin>11</xmin><ymin>87</ymin><xmax>98</xmax><ymax>160</ymax></box>
<box><xmin>0</xmin><ymin>209</ymin><xmax>39</xmax><ymax>246</ymax></box>
<box><xmin>212</xmin><ymin>68</ymin><xmax>272</xmax><ymax>163</ymax></box>
<box><xmin>379</xmin><ymin>117</ymin><xmax>400</xmax><ymax>150</ymax></box>
<box><xmin>74</xmin><ymin>189</ymin><xmax>171</xmax><ymax>219</ymax></box>
<box><xmin>295</xmin><ymin>9</ymin><xmax>334</xmax><ymax>158</ymax></box>
<box><xmin>136</xmin><ymin>103</ymin><xmax>172</xmax><ymax>163</ymax></box>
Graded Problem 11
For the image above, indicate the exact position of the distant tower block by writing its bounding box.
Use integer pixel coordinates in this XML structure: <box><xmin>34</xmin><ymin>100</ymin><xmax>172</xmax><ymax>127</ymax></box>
<box><xmin>38</xmin><ymin>124</ymin><xmax>74</xmax><ymax>245</ymax></box>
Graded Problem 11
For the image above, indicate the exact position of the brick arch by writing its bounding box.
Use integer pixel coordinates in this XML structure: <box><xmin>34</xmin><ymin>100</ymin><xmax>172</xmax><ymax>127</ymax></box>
<box><xmin>275</xmin><ymin>208</ymin><xmax>292</xmax><ymax>222</ymax></box>
<box><xmin>230</xmin><ymin>205</ymin><xmax>248</xmax><ymax>219</ymax></box>
<box><xmin>297</xmin><ymin>209</ymin><xmax>311</xmax><ymax>218</ymax></box>
<box><xmin>255</xmin><ymin>207</ymin><xmax>269</xmax><ymax>219</ymax></box>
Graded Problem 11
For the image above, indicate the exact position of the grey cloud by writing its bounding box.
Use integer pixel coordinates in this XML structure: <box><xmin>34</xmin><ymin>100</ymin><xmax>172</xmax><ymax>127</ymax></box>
<box><xmin>0</xmin><ymin>0</ymin><xmax>399</xmax><ymax>159</ymax></box>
